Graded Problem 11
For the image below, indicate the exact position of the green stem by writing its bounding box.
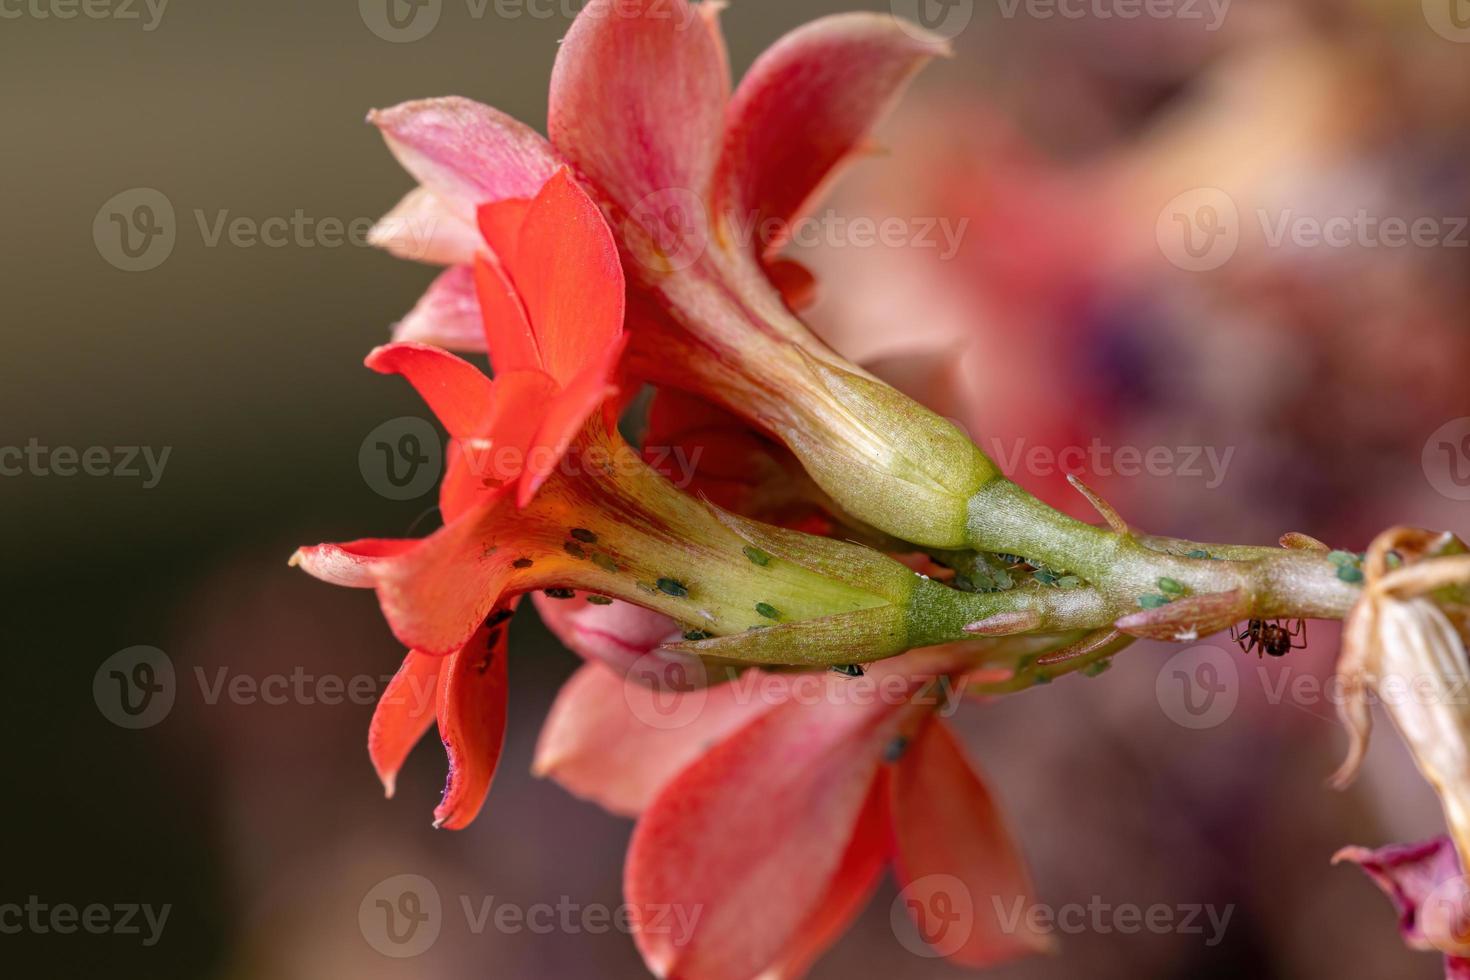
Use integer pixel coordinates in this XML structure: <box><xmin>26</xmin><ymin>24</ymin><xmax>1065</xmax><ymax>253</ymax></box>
<box><xmin>897</xmin><ymin>478</ymin><xmax>1365</xmax><ymax>652</ymax></box>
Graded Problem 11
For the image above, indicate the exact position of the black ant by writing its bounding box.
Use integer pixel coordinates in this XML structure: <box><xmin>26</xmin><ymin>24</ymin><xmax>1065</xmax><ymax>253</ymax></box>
<box><xmin>1233</xmin><ymin>618</ymin><xmax>1308</xmax><ymax>658</ymax></box>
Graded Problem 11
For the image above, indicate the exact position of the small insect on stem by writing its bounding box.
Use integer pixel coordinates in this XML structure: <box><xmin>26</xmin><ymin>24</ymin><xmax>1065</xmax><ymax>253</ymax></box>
<box><xmin>1233</xmin><ymin>618</ymin><xmax>1308</xmax><ymax>658</ymax></box>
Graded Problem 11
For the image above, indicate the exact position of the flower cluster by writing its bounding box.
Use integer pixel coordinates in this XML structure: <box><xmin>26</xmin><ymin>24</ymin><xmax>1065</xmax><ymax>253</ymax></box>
<box><xmin>294</xmin><ymin>0</ymin><xmax>1470</xmax><ymax>976</ymax></box>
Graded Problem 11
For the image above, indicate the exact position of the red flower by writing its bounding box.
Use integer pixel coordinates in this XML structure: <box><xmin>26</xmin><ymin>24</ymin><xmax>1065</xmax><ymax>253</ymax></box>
<box><xmin>535</xmin><ymin>626</ymin><xmax>1050</xmax><ymax>977</ymax></box>
<box><xmin>292</xmin><ymin>168</ymin><xmax>625</xmax><ymax>656</ymax></box>
<box><xmin>366</xmin><ymin>0</ymin><xmax>997</xmax><ymax>551</ymax></box>
<box><xmin>296</xmin><ymin>166</ymin><xmax>956</xmax><ymax>825</ymax></box>
<box><xmin>292</xmin><ymin>168</ymin><xmax>624</xmax><ymax>828</ymax></box>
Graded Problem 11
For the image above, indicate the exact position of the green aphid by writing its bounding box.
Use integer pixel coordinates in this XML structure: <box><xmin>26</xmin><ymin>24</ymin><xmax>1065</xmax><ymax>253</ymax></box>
<box><xmin>1056</xmin><ymin>575</ymin><xmax>1082</xmax><ymax>589</ymax></box>
<box><xmin>683</xmin><ymin>629</ymin><xmax>711</xmax><ymax>641</ymax></box>
<box><xmin>1327</xmin><ymin>550</ymin><xmax>1359</xmax><ymax>568</ymax></box>
<box><xmin>1157</xmin><ymin>577</ymin><xmax>1186</xmax><ymax>596</ymax></box>
<box><xmin>755</xmin><ymin>601</ymin><xmax>780</xmax><ymax>620</ymax></box>
<box><xmin>1186</xmin><ymin>549</ymin><xmax>1211</xmax><ymax>560</ymax></box>
<box><xmin>743</xmin><ymin>546</ymin><xmax>772</xmax><ymax>567</ymax></box>
<box><xmin>1337</xmin><ymin>565</ymin><xmax>1365</xmax><ymax>584</ymax></box>
<box><xmin>544</xmin><ymin>588</ymin><xmax>576</xmax><ymax>599</ymax></box>
<box><xmin>1083</xmin><ymin>659</ymin><xmax>1112</xmax><ymax>677</ymax></box>
<box><xmin>656</xmin><ymin>578</ymin><xmax>689</xmax><ymax>598</ymax></box>
<box><xmin>951</xmin><ymin>574</ymin><xmax>976</xmax><ymax>593</ymax></box>
<box><xmin>591</xmin><ymin>553</ymin><xmax>620</xmax><ymax>574</ymax></box>
<box><xmin>570</xmin><ymin>528</ymin><xmax>598</xmax><ymax>544</ymax></box>
<box><xmin>1139</xmin><ymin>593</ymin><xmax>1170</xmax><ymax>609</ymax></box>
<box><xmin>586</xmin><ymin>595</ymin><xmax>614</xmax><ymax>606</ymax></box>
<box><xmin>563</xmin><ymin>541</ymin><xmax>587</xmax><ymax>560</ymax></box>
<box><xmin>1034</xmin><ymin>568</ymin><xmax>1060</xmax><ymax>586</ymax></box>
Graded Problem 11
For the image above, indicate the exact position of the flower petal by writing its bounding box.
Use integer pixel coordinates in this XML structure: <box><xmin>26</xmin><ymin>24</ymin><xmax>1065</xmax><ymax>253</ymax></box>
<box><xmin>476</xmin><ymin>197</ymin><xmax>533</xmax><ymax>268</ymax></box>
<box><xmin>433</xmin><ymin>607</ymin><xmax>514</xmax><ymax>829</ymax></box>
<box><xmin>472</xmin><ymin>254</ymin><xmax>541</xmax><ymax>375</ymax></box>
<box><xmin>549</xmin><ymin>0</ymin><xmax>728</xmax><ymax>211</ymax></box>
<box><xmin>1334</xmin><ymin>836</ymin><xmax>1465</xmax><ymax>951</ymax></box>
<box><xmin>765</xmin><ymin>256</ymin><xmax>819</xmax><ymax>312</ymax></box>
<box><xmin>762</xmin><ymin>774</ymin><xmax>891</xmax><ymax>980</ymax></box>
<box><xmin>368</xmin><ymin>500</ymin><xmax>526</xmax><ymax>655</ymax></box>
<box><xmin>518</xmin><ymin>333</ymin><xmax>628</xmax><ymax>507</ymax></box>
<box><xmin>289</xmin><ymin>538</ymin><xmax>417</xmax><ymax>588</ymax></box>
<box><xmin>368</xmin><ymin>651</ymin><xmax>442</xmax><ymax>799</ymax></box>
<box><xmin>440</xmin><ymin>370</ymin><xmax>560</xmax><ymax>520</ymax></box>
<box><xmin>510</xmin><ymin>169</ymin><xmax>626</xmax><ymax>389</ymax></box>
<box><xmin>392</xmin><ymin>265</ymin><xmax>487</xmax><ymax>352</ymax></box>
<box><xmin>625</xmin><ymin>666</ymin><xmax>921</xmax><ymax>980</ymax></box>
<box><xmin>365</xmin><ymin>342</ymin><xmax>495</xmax><ymax>438</ymax></box>
<box><xmin>371</xmin><ymin>186</ymin><xmax>482</xmax><ymax>266</ymax></box>
<box><xmin>532</xmin><ymin>659</ymin><xmax>765</xmax><ymax>817</ymax></box>
<box><xmin>370</xmin><ymin>97</ymin><xmax>560</xmax><ymax>219</ymax></box>
<box><xmin>532</xmin><ymin>591</ymin><xmax>683</xmax><ymax>674</ymax></box>
<box><xmin>889</xmin><ymin>720</ymin><xmax>1052</xmax><ymax>966</ymax></box>
<box><xmin>715</xmin><ymin>13</ymin><xmax>949</xmax><ymax>259</ymax></box>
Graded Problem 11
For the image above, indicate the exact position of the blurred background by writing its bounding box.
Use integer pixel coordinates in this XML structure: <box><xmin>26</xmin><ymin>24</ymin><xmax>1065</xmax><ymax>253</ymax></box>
<box><xmin>5</xmin><ymin>0</ymin><xmax>1469</xmax><ymax>976</ymax></box>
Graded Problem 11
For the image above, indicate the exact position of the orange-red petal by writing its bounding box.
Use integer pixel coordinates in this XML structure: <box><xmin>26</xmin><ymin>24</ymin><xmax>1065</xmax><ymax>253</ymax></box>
<box><xmin>889</xmin><ymin>720</ymin><xmax>1053</xmax><ymax>966</ymax></box>
<box><xmin>472</xmin><ymin>254</ymin><xmax>542</xmax><ymax>376</ymax></box>
<box><xmin>365</xmin><ymin>342</ymin><xmax>495</xmax><ymax>438</ymax></box>
<box><xmin>432</xmin><ymin>607</ymin><xmax>514</xmax><ymax>830</ymax></box>
<box><xmin>624</xmin><ymin>669</ymin><xmax>919</xmax><ymax>980</ymax></box>
<box><xmin>532</xmin><ymin>659</ymin><xmax>767</xmax><ymax>818</ymax></box>
<box><xmin>763</xmin><ymin>773</ymin><xmax>891</xmax><ymax>980</ymax></box>
<box><xmin>509</xmin><ymin>169</ymin><xmax>625</xmax><ymax>389</ymax></box>
<box><xmin>368</xmin><ymin>651</ymin><xmax>443</xmax><ymax>799</ymax></box>
<box><xmin>517</xmin><ymin>333</ymin><xmax>627</xmax><ymax>507</ymax></box>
